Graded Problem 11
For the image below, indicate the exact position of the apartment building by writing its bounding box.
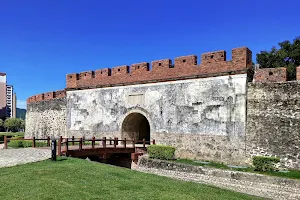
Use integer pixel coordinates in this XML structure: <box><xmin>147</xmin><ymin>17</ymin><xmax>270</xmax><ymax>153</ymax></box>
<box><xmin>0</xmin><ymin>73</ymin><xmax>17</xmax><ymax>119</ymax></box>
<box><xmin>6</xmin><ymin>85</ymin><xmax>13</xmax><ymax>117</ymax></box>
<box><xmin>0</xmin><ymin>73</ymin><xmax>6</xmax><ymax>118</ymax></box>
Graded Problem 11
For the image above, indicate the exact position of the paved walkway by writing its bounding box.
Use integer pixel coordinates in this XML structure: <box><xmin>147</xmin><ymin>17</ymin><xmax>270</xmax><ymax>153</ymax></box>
<box><xmin>0</xmin><ymin>148</ymin><xmax>51</xmax><ymax>168</ymax></box>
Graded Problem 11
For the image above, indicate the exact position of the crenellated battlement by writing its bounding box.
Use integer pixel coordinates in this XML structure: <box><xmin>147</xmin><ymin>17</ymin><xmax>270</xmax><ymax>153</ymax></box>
<box><xmin>27</xmin><ymin>90</ymin><xmax>66</xmax><ymax>104</ymax></box>
<box><xmin>66</xmin><ymin>47</ymin><xmax>252</xmax><ymax>90</ymax></box>
<box><xmin>27</xmin><ymin>47</ymin><xmax>252</xmax><ymax>104</ymax></box>
<box><xmin>253</xmin><ymin>68</ymin><xmax>287</xmax><ymax>83</ymax></box>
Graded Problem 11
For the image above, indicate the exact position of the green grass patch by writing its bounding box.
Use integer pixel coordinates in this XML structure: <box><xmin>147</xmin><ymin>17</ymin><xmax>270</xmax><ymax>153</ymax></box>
<box><xmin>0</xmin><ymin>132</ymin><xmax>25</xmax><ymax>137</ymax></box>
<box><xmin>176</xmin><ymin>159</ymin><xmax>231</xmax><ymax>169</ymax></box>
<box><xmin>8</xmin><ymin>139</ymin><xmax>48</xmax><ymax>148</ymax></box>
<box><xmin>0</xmin><ymin>132</ymin><xmax>25</xmax><ymax>143</ymax></box>
<box><xmin>0</xmin><ymin>157</ymin><xmax>261</xmax><ymax>200</ymax></box>
<box><xmin>175</xmin><ymin>159</ymin><xmax>300</xmax><ymax>180</ymax></box>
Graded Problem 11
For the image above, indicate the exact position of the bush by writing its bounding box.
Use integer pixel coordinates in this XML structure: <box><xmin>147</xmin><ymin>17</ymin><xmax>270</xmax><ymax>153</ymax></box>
<box><xmin>8</xmin><ymin>138</ymin><xmax>48</xmax><ymax>148</ymax></box>
<box><xmin>252</xmin><ymin>156</ymin><xmax>280</xmax><ymax>172</ymax></box>
<box><xmin>147</xmin><ymin>145</ymin><xmax>176</xmax><ymax>160</ymax></box>
<box><xmin>8</xmin><ymin>139</ymin><xmax>23</xmax><ymax>148</ymax></box>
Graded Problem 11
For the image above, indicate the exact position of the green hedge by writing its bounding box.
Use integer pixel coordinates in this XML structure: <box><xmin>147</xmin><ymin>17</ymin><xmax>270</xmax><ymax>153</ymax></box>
<box><xmin>8</xmin><ymin>138</ymin><xmax>48</xmax><ymax>148</ymax></box>
<box><xmin>147</xmin><ymin>145</ymin><xmax>176</xmax><ymax>160</ymax></box>
<box><xmin>253</xmin><ymin>156</ymin><xmax>280</xmax><ymax>172</ymax></box>
<box><xmin>0</xmin><ymin>132</ymin><xmax>25</xmax><ymax>142</ymax></box>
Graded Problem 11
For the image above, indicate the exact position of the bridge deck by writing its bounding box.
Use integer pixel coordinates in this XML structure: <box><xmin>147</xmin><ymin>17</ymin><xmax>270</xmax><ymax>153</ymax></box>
<box><xmin>61</xmin><ymin>144</ymin><xmax>149</xmax><ymax>157</ymax></box>
<box><xmin>3</xmin><ymin>136</ymin><xmax>154</xmax><ymax>160</ymax></box>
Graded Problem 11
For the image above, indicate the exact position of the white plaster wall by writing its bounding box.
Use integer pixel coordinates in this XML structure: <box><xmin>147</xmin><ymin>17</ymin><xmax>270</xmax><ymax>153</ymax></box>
<box><xmin>67</xmin><ymin>74</ymin><xmax>247</xmax><ymax>138</ymax></box>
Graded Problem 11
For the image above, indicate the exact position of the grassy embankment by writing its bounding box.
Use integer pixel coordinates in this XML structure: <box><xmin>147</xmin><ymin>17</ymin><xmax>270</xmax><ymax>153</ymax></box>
<box><xmin>176</xmin><ymin>159</ymin><xmax>300</xmax><ymax>180</ymax></box>
<box><xmin>0</xmin><ymin>157</ymin><xmax>261</xmax><ymax>200</ymax></box>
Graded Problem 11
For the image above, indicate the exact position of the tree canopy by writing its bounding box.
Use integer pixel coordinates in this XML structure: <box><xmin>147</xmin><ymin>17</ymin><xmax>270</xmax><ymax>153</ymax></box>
<box><xmin>256</xmin><ymin>37</ymin><xmax>300</xmax><ymax>80</ymax></box>
<box><xmin>4</xmin><ymin>118</ymin><xmax>25</xmax><ymax>132</ymax></box>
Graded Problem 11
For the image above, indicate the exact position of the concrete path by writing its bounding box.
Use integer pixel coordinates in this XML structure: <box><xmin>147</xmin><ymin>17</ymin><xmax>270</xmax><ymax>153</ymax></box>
<box><xmin>0</xmin><ymin>148</ymin><xmax>51</xmax><ymax>168</ymax></box>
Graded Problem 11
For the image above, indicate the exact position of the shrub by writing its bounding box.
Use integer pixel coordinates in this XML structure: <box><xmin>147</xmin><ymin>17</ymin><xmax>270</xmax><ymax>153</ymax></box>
<box><xmin>8</xmin><ymin>137</ymin><xmax>48</xmax><ymax>148</ymax></box>
<box><xmin>252</xmin><ymin>156</ymin><xmax>280</xmax><ymax>172</ymax></box>
<box><xmin>8</xmin><ymin>139</ymin><xmax>23</xmax><ymax>148</ymax></box>
<box><xmin>22</xmin><ymin>141</ymin><xmax>33</xmax><ymax>148</ymax></box>
<box><xmin>147</xmin><ymin>145</ymin><xmax>176</xmax><ymax>160</ymax></box>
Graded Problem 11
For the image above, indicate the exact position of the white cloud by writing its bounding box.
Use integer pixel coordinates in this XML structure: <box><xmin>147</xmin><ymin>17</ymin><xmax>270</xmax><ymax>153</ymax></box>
<box><xmin>17</xmin><ymin>100</ymin><xmax>27</xmax><ymax>109</ymax></box>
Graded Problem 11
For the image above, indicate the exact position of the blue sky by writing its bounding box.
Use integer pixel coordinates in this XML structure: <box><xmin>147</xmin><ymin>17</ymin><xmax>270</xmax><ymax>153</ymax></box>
<box><xmin>0</xmin><ymin>0</ymin><xmax>299</xmax><ymax>109</ymax></box>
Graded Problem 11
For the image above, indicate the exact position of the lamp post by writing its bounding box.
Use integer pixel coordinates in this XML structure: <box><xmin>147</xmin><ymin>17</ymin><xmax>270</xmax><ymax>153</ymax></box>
<box><xmin>51</xmin><ymin>137</ymin><xmax>57</xmax><ymax>161</ymax></box>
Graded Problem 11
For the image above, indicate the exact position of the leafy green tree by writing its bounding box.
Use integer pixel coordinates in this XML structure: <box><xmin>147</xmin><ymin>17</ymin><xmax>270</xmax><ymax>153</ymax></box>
<box><xmin>256</xmin><ymin>37</ymin><xmax>300</xmax><ymax>80</ymax></box>
<box><xmin>4</xmin><ymin>118</ymin><xmax>24</xmax><ymax>132</ymax></box>
<box><xmin>0</xmin><ymin>119</ymin><xmax>4</xmax><ymax>131</ymax></box>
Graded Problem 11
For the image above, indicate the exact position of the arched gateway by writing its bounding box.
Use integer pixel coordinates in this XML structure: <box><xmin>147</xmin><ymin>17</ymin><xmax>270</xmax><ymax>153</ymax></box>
<box><xmin>121</xmin><ymin>112</ymin><xmax>150</xmax><ymax>143</ymax></box>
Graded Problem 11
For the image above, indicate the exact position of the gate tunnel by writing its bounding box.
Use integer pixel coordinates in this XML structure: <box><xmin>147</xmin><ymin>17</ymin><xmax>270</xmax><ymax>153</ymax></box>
<box><xmin>121</xmin><ymin>113</ymin><xmax>150</xmax><ymax>143</ymax></box>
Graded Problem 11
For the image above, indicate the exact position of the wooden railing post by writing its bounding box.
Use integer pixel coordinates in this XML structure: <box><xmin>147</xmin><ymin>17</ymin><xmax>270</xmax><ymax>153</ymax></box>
<box><xmin>116</xmin><ymin>137</ymin><xmax>119</xmax><ymax>145</ymax></box>
<box><xmin>4</xmin><ymin>135</ymin><xmax>7</xmax><ymax>149</ymax></box>
<box><xmin>79</xmin><ymin>138</ymin><xmax>83</xmax><ymax>150</ymax></box>
<box><xmin>114</xmin><ymin>137</ymin><xmax>117</xmax><ymax>148</ymax></box>
<box><xmin>92</xmin><ymin>136</ymin><xmax>95</xmax><ymax>149</ymax></box>
<box><xmin>109</xmin><ymin>137</ymin><xmax>112</xmax><ymax>145</ymax></box>
<box><xmin>152</xmin><ymin>139</ymin><xmax>156</xmax><ymax>145</ymax></box>
<box><xmin>64</xmin><ymin>138</ymin><xmax>68</xmax><ymax>153</ymax></box>
<box><xmin>143</xmin><ymin>138</ymin><xmax>145</xmax><ymax>148</ymax></box>
<box><xmin>124</xmin><ymin>138</ymin><xmax>126</xmax><ymax>148</ymax></box>
<box><xmin>32</xmin><ymin>137</ymin><xmax>36</xmax><ymax>148</ymax></box>
<box><xmin>72</xmin><ymin>136</ymin><xmax>75</xmax><ymax>146</ymax></box>
<box><xmin>102</xmin><ymin>137</ymin><xmax>106</xmax><ymax>148</ymax></box>
<box><xmin>58</xmin><ymin>136</ymin><xmax>62</xmax><ymax>156</ymax></box>
<box><xmin>132</xmin><ymin>138</ymin><xmax>135</xmax><ymax>148</ymax></box>
<box><xmin>47</xmin><ymin>136</ymin><xmax>50</xmax><ymax>146</ymax></box>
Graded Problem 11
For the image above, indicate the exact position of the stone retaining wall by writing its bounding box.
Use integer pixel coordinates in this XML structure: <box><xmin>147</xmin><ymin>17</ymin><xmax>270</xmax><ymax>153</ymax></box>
<box><xmin>25</xmin><ymin>98</ymin><xmax>67</xmax><ymax>138</ymax></box>
<box><xmin>247</xmin><ymin>82</ymin><xmax>300</xmax><ymax>169</ymax></box>
<box><xmin>137</xmin><ymin>157</ymin><xmax>300</xmax><ymax>200</ymax></box>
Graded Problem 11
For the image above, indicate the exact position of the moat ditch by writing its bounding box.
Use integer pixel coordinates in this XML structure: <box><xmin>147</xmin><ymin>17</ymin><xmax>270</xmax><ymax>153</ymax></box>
<box><xmin>78</xmin><ymin>153</ymin><xmax>133</xmax><ymax>169</ymax></box>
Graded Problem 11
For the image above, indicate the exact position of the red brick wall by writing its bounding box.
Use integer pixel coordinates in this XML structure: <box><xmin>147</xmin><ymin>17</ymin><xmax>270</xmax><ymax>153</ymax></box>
<box><xmin>66</xmin><ymin>47</ymin><xmax>252</xmax><ymax>89</ymax></box>
<box><xmin>27</xmin><ymin>90</ymin><xmax>66</xmax><ymax>104</ymax></box>
<box><xmin>253</xmin><ymin>68</ymin><xmax>287</xmax><ymax>83</ymax></box>
<box><xmin>297</xmin><ymin>66</ymin><xmax>300</xmax><ymax>81</ymax></box>
<box><xmin>28</xmin><ymin>47</ymin><xmax>252</xmax><ymax>104</ymax></box>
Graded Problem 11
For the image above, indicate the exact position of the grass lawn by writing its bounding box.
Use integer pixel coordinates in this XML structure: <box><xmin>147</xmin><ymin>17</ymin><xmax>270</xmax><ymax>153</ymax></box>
<box><xmin>176</xmin><ymin>159</ymin><xmax>300</xmax><ymax>180</ymax></box>
<box><xmin>0</xmin><ymin>132</ymin><xmax>25</xmax><ymax>137</ymax></box>
<box><xmin>0</xmin><ymin>157</ymin><xmax>261</xmax><ymax>200</ymax></box>
<box><xmin>0</xmin><ymin>132</ymin><xmax>25</xmax><ymax>144</ymax></box>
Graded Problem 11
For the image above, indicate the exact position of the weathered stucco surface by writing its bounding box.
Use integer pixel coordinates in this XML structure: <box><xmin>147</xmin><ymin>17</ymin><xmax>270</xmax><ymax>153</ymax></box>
<box><xmin>25</xmin><ymin>98</ymin><xmax>67</xmax><ymax>138</ymax></box>
<box><xmin>247</xmin><ymin>82</ymin><xmax>300</xmax><ymax>169</ymax></box>
<box><xmin>67</xmin><ymin>74</ymin><xmax>247</xmax><ymax>164</ymax></box>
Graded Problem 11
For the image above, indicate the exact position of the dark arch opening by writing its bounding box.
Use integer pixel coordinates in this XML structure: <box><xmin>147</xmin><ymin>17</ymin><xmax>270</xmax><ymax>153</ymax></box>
<box><xmin>121</xmin><ymin>113</ymin><xmax>150</xmax><ymax>143</ymax></box>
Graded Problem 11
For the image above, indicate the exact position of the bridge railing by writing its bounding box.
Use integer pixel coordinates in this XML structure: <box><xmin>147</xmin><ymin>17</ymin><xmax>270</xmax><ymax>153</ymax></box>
<box><xmin>3</xmin><ymin>136</ymin><xmax>51</xmax><ymax>149</ymax></box>
<box><xmin>57</xmin><ymin>136</ymin><xmax>155</xmax><ymax>156</ymax></box>
<box><xmin>2</xmin><ymin>135</ymin><xmax>155</xmax><ymax>157</ymax></box>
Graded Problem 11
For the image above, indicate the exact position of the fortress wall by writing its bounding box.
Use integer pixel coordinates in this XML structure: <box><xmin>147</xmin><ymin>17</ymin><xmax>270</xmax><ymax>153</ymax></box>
<box><xmin>253</xmin><ymin>67</ymin><xmax>287</xmax><ymax>83</ymax></box>
<box><xmin>25</xmin><ymin>93</ymin><xmax>67</xmax><ymax>138</ymax></box>
<box><xmin>247</xmin><ymin>82</ymin><xmax>300</xmax><ymax>169</ymax></box>
<box><xmin>67</xmin><ymin>74</ymin><xmax>248</xmax><ymax>164</ymax></box>
<box><xmin>66</xmin><ymin>47</ymin><xmax>252</xmax><ymax>90</ymax></box>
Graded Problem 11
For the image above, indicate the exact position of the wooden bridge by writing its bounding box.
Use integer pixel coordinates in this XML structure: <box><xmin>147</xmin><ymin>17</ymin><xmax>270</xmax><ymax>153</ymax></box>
<box><xmin>3</xmin><ymin>136</ymin><xmax>155</xmax><ymax>162</ymax></box>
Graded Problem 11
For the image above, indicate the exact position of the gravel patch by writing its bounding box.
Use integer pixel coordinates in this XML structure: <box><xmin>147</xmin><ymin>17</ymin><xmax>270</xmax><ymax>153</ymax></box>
<box><xmin>0</xmin><ymin>148</ymin><xmax>51</xmax><ymax>168</ymax></box>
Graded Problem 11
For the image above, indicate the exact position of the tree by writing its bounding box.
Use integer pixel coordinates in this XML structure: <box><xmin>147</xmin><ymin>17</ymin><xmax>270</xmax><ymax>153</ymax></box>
<box><xmin>4</xmin><ymin>118</ymin><xmax>24</xmax><ymax>132</ymax></box>
<box><xmin>256</xmin><ymin>37</ymin><xmax>300</xmax><ymax>80</ymax></box>
<box><xmin>0</xmin><ymin>119</ymin><xmax>4</xmax><ymax>131</ymax></box>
